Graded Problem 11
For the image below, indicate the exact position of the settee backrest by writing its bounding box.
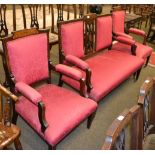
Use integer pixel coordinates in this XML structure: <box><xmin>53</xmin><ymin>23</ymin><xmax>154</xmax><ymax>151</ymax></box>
<box><xmin>95</xmin><ymin>15</ymin><xmax>113</xmax><ymax>52</ymax></box>
<box><xmin>112</xmin><ymin>10</ymin><xmax>125</xmax><ymax>34</ymax></box>
<box><xmin>2</xmin><ymin>29</ymin><xmax>49</xmax><ymax>85</ymax></box>
<box><xmin>59</xmin><ymin>19</ymin><xmax>84</xmax><ymax>60</ymax></box>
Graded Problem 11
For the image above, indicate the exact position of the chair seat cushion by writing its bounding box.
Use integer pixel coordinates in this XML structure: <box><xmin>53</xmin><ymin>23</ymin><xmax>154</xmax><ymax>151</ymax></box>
<box><xmin>15</xmin><ymin>84</ymin><xmax>97</xmax><ymax>146</ymax></box>
<box><xmin>112</xmin><ymin>42</ymin><xmax>153</xmax><ymax>59</ymax></box>
<box><xmin>143</xmin><ymin>134</ymin><xmax>155</xmax><ymax>149</ymax></box>
<box><xmin>62</xmin><ymin>50</ymin><xmax>144</xmax><ymax>102</ymax></box>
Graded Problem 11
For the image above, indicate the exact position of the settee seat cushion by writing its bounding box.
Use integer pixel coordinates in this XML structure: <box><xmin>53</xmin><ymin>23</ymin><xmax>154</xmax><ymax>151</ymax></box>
<box><xmin>62</xmin><ymin>50</ymin><xmax>144</xmax><ymax>102</ymax></box>
<box><xmin>15</xmin><ymin>84</ymin><xmax>97</xmax><ymax>146</ymax></box>
<box><xmin>112</xmin><ymin>42</ymin><xmax>152</xmax><ymax>60</ymax></box>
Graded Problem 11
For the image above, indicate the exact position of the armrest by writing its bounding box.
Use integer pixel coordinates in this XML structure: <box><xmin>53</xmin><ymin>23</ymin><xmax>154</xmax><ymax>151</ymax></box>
<box><xmin>115</xmin><ymin>36</ymin><xmax>136</xmax><ymax>46</ymax></box>
<box><xmin>115</xmin><ymin>32</ymin><xmax>133</xmax><ymax>39</ymax></box>
<box><xmin>0</xmin><ymin>84</ymin><xmax>18</xmax><ymax>102</ymax></box>
<box><xmin>129</xmin><ymin>28</ymin><xmax>146</xmax><ymax>37</ymax></box>
<box><xmin>55</xmin><ymin>64</ymin><xmax>87</xmax><ymax>97</ymax></box>
<box><xmin>15</xmin><ymin>82</ymin><xmax>48</xmax><ymax>133</ymax></box>
<box><xmin>55</xmin><ymin>64</ymin><xmax>83</xmax><ymax>81</ymax></box>
<box><xmin>15</xmin><ymin>82</ymin><xmax>42</xmax><ymax>105</ymax></box>
<box><xmin>65</xmin><ymin>55</ymin><xmax>89</xmax><ymax>71</ymax></box>
<box><xmin>65</xmin><ymin>55</ymin><xmax>93</xmax><ymax>92</ymax></box>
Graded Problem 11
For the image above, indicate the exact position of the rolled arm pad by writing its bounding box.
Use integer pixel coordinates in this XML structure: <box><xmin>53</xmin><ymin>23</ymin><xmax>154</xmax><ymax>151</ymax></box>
<box><xmin>115</xmin><ymin>32</ymin><xmax>133</xmax><ymax>39</ymax></box>
<box><xmin>65</xmin><ymin>55</ymin><xmax>89</xmax><ymax>70</ymax></box>
<box><xmin>129</xmin><ymin>28</ymin><xmax>146</xmax><ymax>37</ymax></box>
<box><xmin>55</xmin><ymin>64</ymin><xmax>83</xmax><ymax>81</ymax></box>
<box><xmin>15</xmin><ymin>82</ymin><xmax>42</xmax><ymax>105</ymax></box>
<box><xmin>115</xmin><ymin>36</ymin><xmax>136</xmax><ymax>46</ymax></box>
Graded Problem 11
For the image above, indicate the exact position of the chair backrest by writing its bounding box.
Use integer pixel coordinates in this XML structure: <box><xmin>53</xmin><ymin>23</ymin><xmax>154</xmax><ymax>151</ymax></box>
<box><xmin>112</xmin><ymin>10</ymin><xmax>125</xmax><ymax>35</ymax></box>
<box><xmin>102</xmin><ymin>105</ymin><xmax>143</xmax><ymax>150</ymax></box>
<box><xmin>58</xmin><ymin>19</ymin><xmax>84</xmax><ymax>62</ymax></box>
<box><xmin>0</xmin><ymin>4</ymin><xmax>8</xmax><ymax>38</ymax></box>
<box><xmin>138</xmin><ymin>77</ymin><xmax>155</xmax><ymax>140</ymax></box>
<box><xmin>102</xmin><ymin>109</ymin><xmax>131</xmax><ymax>150</ymax></box>
<box><xmin>83</xmin><ymin>13</ymin><xmax>96</xmax><ymax>54</ymax></box>
<box><xmin>1</xmin><ymin>28</ymin><xmax>50</xmax><ymax>86</ymax></box>
<box><xmin>0</xmin><ymin>83</ymin><xmax>18</xmax><ymax>126</ymax></box>
<box><xmin>95</xmin><ymin>15</ymin><xmax>112</xmax><ymax>52</ymax></box>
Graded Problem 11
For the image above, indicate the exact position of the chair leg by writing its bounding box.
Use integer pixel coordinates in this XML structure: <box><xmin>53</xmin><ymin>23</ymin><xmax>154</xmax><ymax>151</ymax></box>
<box><xmin>87</xmin><ymin>111</ymin><xmax>96</xmax><ymax>129</ymax></box>
<box><xmin>145</xmin><ymin>55</ymin><xmax>151</xmax><ymax>67</ymax></box>
<box><xmin>14</xmin><ymin>137</ymin><xmax>22</xmax><ymax>150</ymax></box>
<box><xmin>48</xmin><ymin>145</ymin><xmax>56</xmax><ymax>150</ymax></box>
<box><xmin>58</xmin><ymin>74</ymin><xmax>63</xmax><ymax>87</ymax></box>
<box><xmin>135</xmin><ymin>68</ymin><xmax>142</xmax><ymax>81</ymax></box>
<box><xmin>12</xmin><ymin>111</ymin><xmax>18</xmax><ymax>125</ymax></box>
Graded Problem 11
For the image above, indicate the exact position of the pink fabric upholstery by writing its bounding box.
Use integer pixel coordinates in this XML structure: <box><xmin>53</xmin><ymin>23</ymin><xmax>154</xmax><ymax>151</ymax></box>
<box><xmin>114</xmin><ymin>32</ymin><xmax>133</xmax><ymax>39</ymax></box>
<box><xmin>112</xmin><ymin>10</ymin><xmax>125</xmax><ymax>34</ymax></box>
<box><xmin>6</xmin><ymin>33</ymin><xmax>49</xmax><ymax>85</ymax></box>
<box><xmin>15</xmin><ymin>84</ymin><xmax>97</xmax><ymax>146</ymax></box>
<box><xmin>115</xmin><ymin>36</ymin><xmax>135</xmax><ymax>46</ymax></box>
<box><xmin>66</xmin><ymin>55</ymin><xmax>89</xmax><ymax>70</ymax></box>
<box><xmin>129</xmin><ymin>28</ymin><xmax>146</xmax><ymax>37</ymax></box>
<box><xmin>15</xmin><ymin>82</ymin><xmax>42</xmax><ymax>105</ymax></box>
<box><xmin>96</xmin><ymin>16</ymin><xmax>112</xmax><ymax>51</ymax></box>
<box><xmin>62</xmin><ymin>51</ymin><xmax>144</xmax><ymax>102</ymax></box>
<box><xmin>55</xmin><ymin>64</ymin><xmax>83</xmax><ymax>81</ymax></box>
<box><xmin>61</xmin><ymin>21</ymin><xmax>84</xmax><ymax>58</ymax></box>
<box><xmin>112</xmin><ymin>42</ymin><xmax>153</xmax><ymax>59</ymax></box>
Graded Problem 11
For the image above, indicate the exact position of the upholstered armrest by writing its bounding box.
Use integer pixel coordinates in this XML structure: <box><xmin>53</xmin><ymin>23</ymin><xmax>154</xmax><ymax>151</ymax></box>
<box><xmin>15</xmin><ymin>82</ymin><xmax>48</xmax><ymax>133</ymax></box>
<box><xmin>129</xmin><ymin>28</ymin><xmax>146</xmax><ymax>37</ymax></box>
<box><xmin>55</xmin><ymin>64</ymin><xmax>83</xmax><ymax>81</ymax></box>
<box><xmin>55</xmin><ymin>64</ymin><xmax>87</xmax><ymax>97</ymax></box>
<box><xmin>65</xmin><ymin>55</ymin><xmax>89</xmax><ymax>71</ymax></box>
<box><xmin>15</xmin><ymin>82</ymin><xmax>42</xmax><ymax>105</ymax></box>
<box><xmin>115</xmin><ymin>36</ymin><xmax>136</xmax><ymax>46</ymax></box>
<box><xmin>115</xmin><ymin>32</ymin><xmax>133</xmax><ymax>39</ymax></box>
<box><xmin>65</xmin><ymin>55</ymin><xmax>93</xmax><ymax>93</ymax></box>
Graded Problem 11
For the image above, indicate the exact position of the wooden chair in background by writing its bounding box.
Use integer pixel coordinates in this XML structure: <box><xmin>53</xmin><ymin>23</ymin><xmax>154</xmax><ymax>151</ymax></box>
<box><xmin>102</xmin><ymin>77</ymin><xmax>155</xmax><ymax>150</ymax></box>
<box><xmin>0</xmin><ymin>83</ymin><xmax>22</xmax><ymax>150</ymax></box>
<box><xmin>147</xmin><ymin>14</ymin><xmax>155</xmax><ymax>43</ymax></box>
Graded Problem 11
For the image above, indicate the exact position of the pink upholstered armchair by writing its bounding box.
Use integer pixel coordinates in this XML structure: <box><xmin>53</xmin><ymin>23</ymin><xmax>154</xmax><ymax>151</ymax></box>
<box><xmin>1</xmin><ymin>28</ymin><xmax>97</xmax><ymax>149</ymax></box>
<box><xmin>112</xmin><ymin>10</ymin><xmax>153</xmax><ymax>66</ymax></box>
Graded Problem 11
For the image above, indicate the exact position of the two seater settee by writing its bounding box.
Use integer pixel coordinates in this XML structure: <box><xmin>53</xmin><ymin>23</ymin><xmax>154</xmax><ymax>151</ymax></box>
<box><xmin>58</xmin><ymin>14</ymin><xmax>144</xmax><ymax>103</ymax></box>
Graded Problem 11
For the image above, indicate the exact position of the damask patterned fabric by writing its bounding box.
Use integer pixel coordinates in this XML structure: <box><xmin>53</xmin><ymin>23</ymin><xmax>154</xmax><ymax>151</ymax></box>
<box><xmin>62</xmin><ymin>50</ymin><xmax>144</xmax><ymax>102</ymax></box>
<box><xmin>61</xmin><ymin>21</ymin><xmax>84</xmax><ymax>58</ymax></box>
<box><xmin>15</xmin><ymin>84</ymin><xmax>97</xmax><ymax>146</ymax></box>
<box><xmin>6</xmin><ymin>33</ymin><xmax>49</xmax><ymax>85</ymax></box>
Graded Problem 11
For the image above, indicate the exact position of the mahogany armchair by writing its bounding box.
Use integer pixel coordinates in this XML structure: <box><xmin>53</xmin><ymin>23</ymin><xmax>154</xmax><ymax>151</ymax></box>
<box><xmin>1</xmin><ymin>28</ymin><xmax>97</xmax><ymax>149</ymax></box>
<box><xmin>138</xmin><ymin>77</ymin><xmax>155</xmax><ymax>149</ymax></box>
<box><xmin>111</xmin><ymin>10</ymin><xmax>153</xmax><ymax>67</ymax></box>
<box><xmin>58</xmin><ymin>14</ymin><xmax>144</xmax><ymax>103</ymax></box>
<box><xmin>0</xmin><ymin>83</ymin><xmax>22</xmax><ymax>150</ymax></box>
<box><xmin>102</xmin><ymin>77</ymin><xmax>155</xmax><ymax>150</ymax></box>
<box><xmin>102</xmin><ymin>105</ymin><xmax>144</xmax><ymax>150</ymax></box>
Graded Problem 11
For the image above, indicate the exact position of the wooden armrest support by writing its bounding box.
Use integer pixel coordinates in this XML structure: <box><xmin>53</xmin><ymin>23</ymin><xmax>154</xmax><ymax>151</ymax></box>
<box><xmin>0</xmin><ymin>84</ymin><xmax>18</xmax><ymax>102</ymax></box>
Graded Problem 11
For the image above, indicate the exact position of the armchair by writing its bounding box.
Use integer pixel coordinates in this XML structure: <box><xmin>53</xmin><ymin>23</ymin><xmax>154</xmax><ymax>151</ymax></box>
<box><xmin>1</xmin><ymin>28</ymin><xmax>97</xmax><ymax>149</ymax></box>
<box><xmin>111</xmin><ymin>10</ymin><xmax>153</xmax><ymax>67</ymax></box>
<box><xmin>102</xmin><ymin>77</ymin><xmax>155</xmax><ymax>150</ymax></box>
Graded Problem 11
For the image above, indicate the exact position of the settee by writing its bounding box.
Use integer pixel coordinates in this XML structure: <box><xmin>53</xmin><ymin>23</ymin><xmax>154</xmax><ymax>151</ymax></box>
<box><xmin>58</xmin><ymin>14</ymin><xmax>145</xmax><ymax>103</ymax></box>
